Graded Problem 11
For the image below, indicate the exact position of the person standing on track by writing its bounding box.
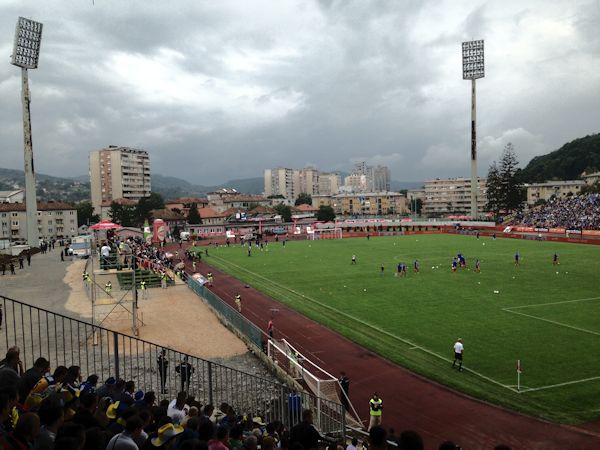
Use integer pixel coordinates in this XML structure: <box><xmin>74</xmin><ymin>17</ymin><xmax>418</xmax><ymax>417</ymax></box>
<box><xmin>267</xmin><ymin>319</ymin><xmax>274</xmax><ymax>339</ymax></box>
<box><xmin>452</xmin><ymin>338</ymin><xmax>464</xmax><ymax>371</ymax></box>
<box><xmin>157</xmin><ymin>349</ymin><xmax>169</xmax><ymax>394</ymax></box>
<box><xmin>235</xmin><ymin>294</ymin><xmax>242</xmax><ymax>312</ymax></box>
<box><xmin>368</xmin><ymin>393</ymin><xmax>383</xmax><ymax>431</ymax></box>
<box><xmin>339</xmin><ymin>372</ymin><xmax>350</xmax><ymax>411</ymax></box>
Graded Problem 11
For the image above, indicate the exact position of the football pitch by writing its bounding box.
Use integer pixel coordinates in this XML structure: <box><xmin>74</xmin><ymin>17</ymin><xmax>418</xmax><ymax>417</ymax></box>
<box><xmin>195</xmin><ymin>234</ymin><xmax>600</xmax><ymax>424</ymax></box>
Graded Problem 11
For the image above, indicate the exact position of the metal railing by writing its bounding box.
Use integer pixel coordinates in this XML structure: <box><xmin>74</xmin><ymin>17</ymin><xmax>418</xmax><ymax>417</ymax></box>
<box><xmin>0</xmin><ymin>294</ymin><xmax>345</xmax><ymax>436</ymax></box>
<box><xmin>186</xmin><ymin>278</ymin><xmax>264</xmax><ymax>350</ymax></box>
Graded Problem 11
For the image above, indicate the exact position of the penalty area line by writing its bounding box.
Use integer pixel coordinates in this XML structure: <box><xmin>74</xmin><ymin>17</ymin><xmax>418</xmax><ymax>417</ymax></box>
<box><xmin>502</xmin><ymin>308</ymin><xmax>600</xmax><ymax>337</ymax></box>
<box><xmin>504</xmin><ymin>296</ymin><xmax>600</xmax><ymax>311</ymax></box>
<box><xmin>210</xmin><ymin>255</ymin><xmax>518</xmax><ymax>393</ymax></box>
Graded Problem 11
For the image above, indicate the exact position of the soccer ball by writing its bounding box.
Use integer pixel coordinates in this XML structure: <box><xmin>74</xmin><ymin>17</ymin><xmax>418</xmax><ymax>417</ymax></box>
<box><xmin>556</xmin><ymin>271</ymin><xmax>559</xmax><ymax>274</ymax></box>
<box><xmin>483</xmin><ymin>243</ymin><xmax>486</xmax><ymax>246</ymax></box>
<box><xmin>432</xmin><ymin>266</ymin><xmax>435</xmax><ymax>269</ymax></box>
<box><xmin>364</xmin><ymin>288</ymin><xmax>367</xmax><ymax>292</ymax></box>
<box><xmin>478</xmin><ymin>282</ymin><xmax>481</xmax><ymax>284</ymax></box>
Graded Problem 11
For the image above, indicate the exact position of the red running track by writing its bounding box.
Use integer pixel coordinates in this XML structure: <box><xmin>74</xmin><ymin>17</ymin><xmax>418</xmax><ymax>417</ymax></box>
<box><xmin>170</xmin><ymin>243</ymin><xmax>600</xmax><ymax>449</ymax></box>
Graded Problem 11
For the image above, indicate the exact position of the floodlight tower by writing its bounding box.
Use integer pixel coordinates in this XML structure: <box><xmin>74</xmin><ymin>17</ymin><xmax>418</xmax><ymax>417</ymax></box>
<box><xmin>11</xmin><ymin>17</ymin><xmax>43</xmax><ymax>247</ymax></box>
<box><xmin>462</xmin><ymin>40</ymin><xmax>484</xmax><ymax>218</ymax></box>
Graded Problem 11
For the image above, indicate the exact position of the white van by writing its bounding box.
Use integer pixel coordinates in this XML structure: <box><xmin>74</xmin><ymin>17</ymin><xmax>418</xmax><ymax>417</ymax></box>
<box><xmin>71</xmin><ymin>235</ymin><xmax>93</xmax><ymax>258</ymax></box>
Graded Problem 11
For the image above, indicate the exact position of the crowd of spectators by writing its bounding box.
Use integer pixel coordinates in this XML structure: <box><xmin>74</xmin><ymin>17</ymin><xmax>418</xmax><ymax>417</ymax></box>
<box><xmin>0</xmin><ymin>346</ymin><xmax>517</xmax><ymax>450</ymax></box>
<box><xmin>514</xmin><ymin>193</ymin><xmax>600</xmax><ymax>230</ymax></box>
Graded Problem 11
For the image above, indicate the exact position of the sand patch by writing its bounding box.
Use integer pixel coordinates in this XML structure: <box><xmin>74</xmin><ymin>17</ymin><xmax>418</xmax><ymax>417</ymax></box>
<box><xmin>62</xmin><ymin>260</ymin><xmax>247</xmax><ymax>359</ymax></box>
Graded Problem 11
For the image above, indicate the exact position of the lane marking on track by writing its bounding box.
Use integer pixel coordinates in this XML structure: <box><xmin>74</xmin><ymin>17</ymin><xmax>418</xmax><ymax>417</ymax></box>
<box><xmin>210</xmin><ymin>254</ymin><xmax>518</xmax><ymax>393</ymax></box>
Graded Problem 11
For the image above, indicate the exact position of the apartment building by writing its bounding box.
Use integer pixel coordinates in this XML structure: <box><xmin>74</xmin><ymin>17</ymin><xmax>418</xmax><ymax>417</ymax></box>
<box><xmin>318</xmin><ymin>173</ymin><xmax>341</xmax><ymax>196</ymax></box>
<box><xmin>313</xmin><ymin>192</ymin><xmax>408</xmax><ymax>216</ymax></box>
<box><xmin>0</xmin><ymin>201</ymin><xmax>78</xmax><ymax>241</ymax></box>
<box><xmin>526</xmin><ymin>180</ymin><xmax>586</xmax><ymax>205</ymax></box>
<box><xmin>264</xmin><ymin>167</ymin><xmax>298</xmax><ymax>200</ymax></box>
<box><xmin>90</xmin><ymin>146</ymin><xmax>151</xmax><ymax>214</ymax></box>
<box><xmin>343</xmin><ymin>162</ymin><xmax>390</xmax><ymax>193</ymax></box>
<box><xmin>422</xmin><ymin>177</ymin><xmax>487</xmax><ymax>216</ymax></box>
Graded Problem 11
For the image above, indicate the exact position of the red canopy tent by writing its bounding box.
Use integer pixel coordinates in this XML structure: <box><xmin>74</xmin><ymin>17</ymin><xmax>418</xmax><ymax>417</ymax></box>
<box><xmin>89</xmin><ymin>220</ymin><xmax>123</xmax><ymax>230</ymax></box>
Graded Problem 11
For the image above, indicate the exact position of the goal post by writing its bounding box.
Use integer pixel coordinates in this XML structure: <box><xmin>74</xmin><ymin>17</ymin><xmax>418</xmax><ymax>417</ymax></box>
<box><xmin>267</xmin><ymin>338</ymin><xmax>362</xmax><ymax>428</ymax></box>
<box><xmin>311</xmin><ymin>228</ymin><xmax>343</xmax><ymax>240</ymax></box>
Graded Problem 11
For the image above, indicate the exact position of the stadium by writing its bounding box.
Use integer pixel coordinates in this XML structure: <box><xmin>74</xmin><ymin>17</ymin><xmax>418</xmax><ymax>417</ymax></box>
<box><xmin>2</xmin><ymin>2</ymin><xmax>600</xmax><ymax>450</ymax></box>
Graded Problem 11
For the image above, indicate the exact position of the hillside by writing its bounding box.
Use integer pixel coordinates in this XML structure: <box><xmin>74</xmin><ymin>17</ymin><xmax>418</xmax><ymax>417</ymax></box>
<box><xmin>518</xmin><ymin>133</ymin><xmax>600</xmax><ymax>182</ymax></box>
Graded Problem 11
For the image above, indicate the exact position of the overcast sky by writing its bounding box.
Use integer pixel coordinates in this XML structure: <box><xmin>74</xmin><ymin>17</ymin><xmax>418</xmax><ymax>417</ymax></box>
<box><xmin>1</xmin><ymin>0</ymin><xmax>599</xmax><ymax>184</ymax></box>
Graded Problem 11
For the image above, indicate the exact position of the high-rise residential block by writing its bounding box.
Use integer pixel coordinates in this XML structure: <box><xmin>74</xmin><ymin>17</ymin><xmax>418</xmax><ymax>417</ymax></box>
<box><xmin>90</xmin><ymin>146</ymin><xmax>151</xmax><ymax>213</ymax></box>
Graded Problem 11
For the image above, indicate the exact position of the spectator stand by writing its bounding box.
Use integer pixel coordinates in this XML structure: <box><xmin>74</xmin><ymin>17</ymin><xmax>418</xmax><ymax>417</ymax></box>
<box><xmin>0</xmin><ymin>294</ymin><xmax>346</xmax><ymax>438</ymax></box>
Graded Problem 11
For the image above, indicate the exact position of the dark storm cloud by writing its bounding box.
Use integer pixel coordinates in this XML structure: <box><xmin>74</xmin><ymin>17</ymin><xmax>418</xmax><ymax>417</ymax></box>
<box><xmin>0</xmin><ymin>0</ymin><xmax>598</xmax><ymax>186</ymax></box>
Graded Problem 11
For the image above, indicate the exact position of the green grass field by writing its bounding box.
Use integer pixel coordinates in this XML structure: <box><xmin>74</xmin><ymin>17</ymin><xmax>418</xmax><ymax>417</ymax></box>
<box><xmin>193</xmin><ymin>234</ymin><xmax>600</xmax><ymax>424</ymax></box>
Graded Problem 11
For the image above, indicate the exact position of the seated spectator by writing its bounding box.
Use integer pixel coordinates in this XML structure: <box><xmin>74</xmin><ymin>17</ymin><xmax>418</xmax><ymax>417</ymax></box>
<box><xmin>208</xmin><ymin>425</ymin><xmax>230</xmax><ymax>450</ymax></box>
<box><xmin>80</xmin><ymin>375</ymin><xmax>99</xmax><ymax>395</ymax></box>
<box><xmin>398</xmin><ymin>430</ymin><xmax>424</xmax><ymax>450</ymax></box>
<box><xmin>369</xmin><ymin>426</ymin><xmax>387</xmax><ymax>450</ymax></box>
<box><xmin>19</xmin><ymin>357</ymin><xmax>49</xmax><ymax>403</ymax></box>
<box><xmin>0</xmin><ymin>349</ymin><xmax>22</xmax><ymax>375</ymax></box>
<box><xmin>290</xmin><ymin>409</ymin><xmax>321</xmax><ymax>450</ymax></box>
<box><xmin>229</xmin><ymin>425</ymin><xmax>244</xmax><ymax>450</ymax></box>
<box><xmin>4</xmin><ymin>411</ymin><xmax>40</xmax><ymax>449</ymax></box>
<box><xmin>105</xmin><ymin>415</ymin><xmax>144</xmax><ymax>450</ymax></box>
<box><xmin>72</xmin><ymin>392</ymin><xmax>102</xmax><ymax>429</ymax></box>
<box><xmin>150</xmin><ymin>423</ymin><xmax>184</xmax><ymax>448</ymax></box>
<box><xmin>95</xmin><ymin>377</ymin><xmax>117</xmax><ymax>399</ymax></box>
<box><xmin>55</xmin><ymin>422</ymin><xmax>86</xmax><ymax>448</ymax></box>
<box><xmin>167</xmin><ymin>392</ymin><xmax>189</xmax><ymax>425</ymax></box>
<box><xmin>37</xmin><ymin>395</ymin><xmax>65</xmax><ymax>450</ymax></box>
<box><xmin>25</xmin><ymin>366</ymin><xmax>68</xmax><ymax>412</ymax></box>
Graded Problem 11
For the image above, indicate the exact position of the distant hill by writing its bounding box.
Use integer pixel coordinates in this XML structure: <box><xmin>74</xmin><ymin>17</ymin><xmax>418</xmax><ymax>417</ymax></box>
<box><xmin>518</xmin><ymin>133</ymin><xmax>600</xmax><ymax>182</ymax></box>
<box><xmin>0</xmin><ymin>166</ymin><xmax>422</xmax><ymax>202</ymax></box>
<box><xmin>0</xmin><ymin>168</ymin><xmax>90</xmax><ymax>203</ymax></box>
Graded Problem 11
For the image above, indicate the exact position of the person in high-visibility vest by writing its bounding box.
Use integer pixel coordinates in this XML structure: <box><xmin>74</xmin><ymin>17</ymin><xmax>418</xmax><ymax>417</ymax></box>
<box><xmin>140</xmin><ymin>280</ymin><xmax>147</xmax><ymax>298</ymax></box>
<box><xmin>105</xmin><ymin>281</ymin><xmax>112</xmax><ymax>295</ymax></box>
<box><xmin>368</xmin><ymin>392</ymin><xmax>383</xmax><ymax>431</ymax></box>
<box><xmin>192</xmin><ymin>261</ymin><xmax>197</xmax><ymax>272</ymax></box>
<box><xmin>207</xmin><ymin>272</ymin><xmax>213</xmax><ymax>286</ymax></box>
<box><xmin>235</xmin><ymin>294</ymin><xmax>242</xmax><ymax>312</ymax></box>
<box><xmin>161</xmin><ymin>272</ymin><xmax>168</xmax><ymax>289</ymax></box>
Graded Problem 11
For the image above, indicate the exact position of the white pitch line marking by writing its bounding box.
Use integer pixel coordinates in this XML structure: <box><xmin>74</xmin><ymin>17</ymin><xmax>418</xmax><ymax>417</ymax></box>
<box><xmin>211</xmin><ymin>254</ymin><xmax>517</xmax><ymax>393</ymax></box>
<box><xmin>505</xmin><ymin>296</ymin><xmax>600</xmax><ymax>310</ymax></box>
<box><xmin>503</xmin><ymin>309</ymin><xmax>600</xmax><ymax>337</ymax></box>
<box><xmin>520</xmin><ymin>376</ymin><xmax>600</xmax><ymax>393</ymax></box>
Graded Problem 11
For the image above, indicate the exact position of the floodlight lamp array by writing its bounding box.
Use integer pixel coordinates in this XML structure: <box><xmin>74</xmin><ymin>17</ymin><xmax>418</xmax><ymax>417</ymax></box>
<box><xmin>462</xmin><ymin>40</ymin><xmax>484</xmax><ymax>80</ymax></box>
<box><xmin>11</xmin><ymin>17</ymin><xmax>43</xmax><ymax>69</ymax></box>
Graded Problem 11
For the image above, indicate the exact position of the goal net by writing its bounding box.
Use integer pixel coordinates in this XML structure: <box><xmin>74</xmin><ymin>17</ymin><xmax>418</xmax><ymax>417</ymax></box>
<box><xmin>267</xmin><ymin>338</ymin><xmax>362</xmax><ymax>428</ymax></box>
<box><xmin>311</xmin><ymin>228</ymin><xmax>343</xmax><ymax>240</ymax></box>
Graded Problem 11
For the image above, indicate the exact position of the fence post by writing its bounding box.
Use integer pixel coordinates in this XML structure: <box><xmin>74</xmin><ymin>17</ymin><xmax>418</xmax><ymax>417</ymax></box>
<box><xmin>208</xmin><ymin>361</ymin><xmax>213</xmax><ymax>405</ymax></box>
<box><xmin>113</xmin><ymin>332</ymin><xmax>120</xmax><ymax>380</ymax></box>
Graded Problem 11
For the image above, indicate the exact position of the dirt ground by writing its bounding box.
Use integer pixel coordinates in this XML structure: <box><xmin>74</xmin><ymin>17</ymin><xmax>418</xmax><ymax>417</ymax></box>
<box><xmin>63</xmin><ymin>260</ymin><xmax>248</xmax><ymax>359</ymax></box>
